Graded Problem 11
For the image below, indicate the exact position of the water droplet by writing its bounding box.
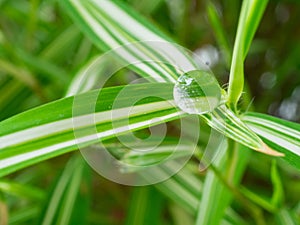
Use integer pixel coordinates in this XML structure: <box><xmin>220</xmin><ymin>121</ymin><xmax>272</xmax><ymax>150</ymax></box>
<box><xmin>173</xmin><ymin>70</ymin><xmax>221</xmax><ymax>114</ymax></box>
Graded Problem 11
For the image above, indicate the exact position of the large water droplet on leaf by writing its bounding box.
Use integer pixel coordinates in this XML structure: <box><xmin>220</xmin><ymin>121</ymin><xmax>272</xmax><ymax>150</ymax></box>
<box><xmin>173</xmin><ymin>70</ymin><xmax>221</xmax><ymax>114</ymax></box>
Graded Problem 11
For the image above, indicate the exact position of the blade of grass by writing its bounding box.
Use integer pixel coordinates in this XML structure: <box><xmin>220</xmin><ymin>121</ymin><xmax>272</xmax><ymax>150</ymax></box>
<box><xmin>271</xmin><ymin>160</ymin><xmax>284</xmax><ymax>208</ymax></box>
<box><xmin>0</xmin><ymin>83</ymin><xmax>182</xmax><ymax>177</ymax></box>
<box><xmin>243</xmin><ymin>0</ymin><xmax>268</xmax><ymax>59</ymax></box>
<box><xmin>121</xmin><ymin>141</ymin><xmax>198</xmax><ymax>168</ymax></box>
<box><xmin>196</xmin><ymin>140</ymin><xmax>250</xmax><ymax>225</ymax></box>
<box><xmin>72</xmin><ymin>37</ymin><xmax>93</xmax><ymax>67</ymax></box>
<box><xmin>16</xmin><ymin>48</ymin><xmax>70</xmax><ymax>87</ymax></box>
<box><xmin>65</xmin><ymin>55</ymin><xmax>111</xmax><ymax>96</ymax></box>
<box><xmin>125</xmin><ymin>186</ymin><xmax>164</xmax><ymax>225</ymax></box>
<box><xmin>0</xmin><ymin>58</ymin><xmax>43</xmax><ymax>97</ymax></box>
<box><xmin>227</xmin><ymin>0</ymin><xmax>268</xmax><ymax>110</ymax></box>
<box><xmin>61</xmin><ymin>0</ymin><xmax>195</xmax><ymax>83</ymax></box>
<box><xmin>276</xmin><ymin>208</ymin><xmax>300</xmax><ymax>225</ymax></box>
<box><xmin>0</xmin><ymin>180</ymin><xmax>45</xmax><ymax>200</ymax></box>
<box><xmin>9</xmin><ymin>206</ymin><xmax>39</xmax><ymax>225</ymax></box>
<box><xmin>203</xmin><ymin>105</ymin><xmax>283</xmax><ymax>156</ymax></box>
<box><xmin>0</xmin><ymin>79</ymin><xmax>27</xmax><ymax>120</ymax></box>
<box><xmin>169</xmin><ymin>203</ymin><xmax>194</xmax><ymax>225</ymax></box>
<box><xmin>154</xmin><ymin>167</ymin><xmax>200</xmax><ymax>213</ymax></box>
<box><xmin>0</xmin><ymin>0</ymin><xmax>279</xmax><ymax>181</ymax></box>
<box><xmin>227</xmin><ymin>0</ymin><xmax>248</xmax><ymax>110</ymax></box>
<box><xmin>25</xmin><ymin>0</ymin><xmax>39</xmax><ymax>51</ymax></box>
<box><xmin>206</xmin><ymin>2</ymin><xmax>231</xmax><ymax>67</ymax></box>
<box><xmin>128</xmin><ymin>0</ymin><xmax>163</xmax><ymax>15</ymax></box>
<box><xmin>61</xmin><ymin>0</ymin><xmax>276</xmax><ymax>156</ymax></box>
<box><xmin>0</xmin><ymin>197</ymin><xmax>8</xmax><ymax>225</ymax></box>
<box><xmin>39</xmin><ymin>155</ymin><xmax>90</xmax><ymax>225</ymax></box>
<box><xmin>39</xmin><ymin>25</ymin><xmax>82</xmax><ymax>63</ymax></box>
<box><xmin>242</xmin><ymin>112</ymin><xmax>300</xmax><ymax>170</ymax></box>
<box><xmin>0</xmin><ymin>82</ymin><xmax>273</xmax><ymax>177</ymax></box>
<box><xmin>153</xmin><ymin>162</ymin><xmax>248</xmax><ymax>225</ymax></box>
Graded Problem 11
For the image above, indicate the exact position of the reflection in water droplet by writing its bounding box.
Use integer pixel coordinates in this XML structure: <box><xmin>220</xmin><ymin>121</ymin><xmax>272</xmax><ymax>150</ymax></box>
<box><xmin>173</xmin><ymin>70</ymin><xmax>221</xmax><ymax>114</ymax></box>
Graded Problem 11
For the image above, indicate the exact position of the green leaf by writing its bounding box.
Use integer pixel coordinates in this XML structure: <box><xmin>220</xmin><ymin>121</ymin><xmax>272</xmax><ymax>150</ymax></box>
<box><xmin>227</xmin><ymin>0</ymin><xmax>268</xmax><ymax>110</ymax></box>
<box><xmin>38</xmin><ymin>155</ymin><xmax>90</xmax><ymax>225</ymax></box>
<box><xmin>121</xmin><ymin>137</ymin><xmax>198</xmax><ymax>168</ymax></box>
<box><xmin>243</xmin><ymin>0</ymin><xmax>268</xmax><ymax>59</ymax></box>
<box><xmin>65</xmin><ymin>55</ymin><xmax>111</xmax><ymax>96</ymax></box>
<box><xmin>196</xmin><ymin>140</ymin><xmax>249</xmax><ymax>225</ymax></box>
<box><xmin>154</xmin><ymin>162</ymin><xmax>202</xmax><ymax>213</ymax></box>
<box><xmin>0</xmin><ymin>180</ymin><xmax>45</xmax><ymax>200</ymax></box>
<box><xmin>206</xmin><ymin>2</ymin><xmax>231</xmax><ymax>67</ymax></box>
<box><xmin>0</xmin><ymin>0</ymin><xmax>277</xmax><ymax>180</ymax></box>
<box><xmin>0</xmin><ymin>83</ymin><xmax>180</xmax><ymax>177</ymax></box>
<box><xmin>0</xmin><ymin>58</ymin><xmax>42</xmax><ymax>95</ymax></box>
<box><xmin>0</xmin><ymin>196</ymin><xmax>8</xmax><ymax>225</ymax></box>
<box><xmin>129</xmin><ymin>0</ymin><xmax>163</xmax><ymax>14</ymax></box>
<box><xmin>9</xmin><ymin>206</ymin><xmax>39</xmax><ymax>225</ymax></box>
<box><xmin>242</xmin><ymin>112</ymin><xmax>300</xmax><ymax>170</ymax></box>
<box><xmin>61</xmin><ymin>0</ymin><xmax>195</xmax><ymax>83</ymax></box>
<box><xmin>39</xmin><ymin>25</ymin><xmax>82</xmax><ymax>63</ymax></box>
<box><xmin>203</xmin><ymin>105</ymin><xmax>282</xmax><ymax>156</ymax></box>
<box><xmin>169</xmin><ymin>203</ymin><xmax>194</xmax><ymax>225</ymax></box>
<box><xmin>227</xmin><ymin>0</ymin><xmax>248</xmax><ymax>109</ymax></box>
<box><xmin>0</xmin><ymin>77</ymin><xmax>28</xmax><ymax>120</ymax></box>
<box><xmin>271</xmin><ymin>160</ymin><xmax>284</xmax><ymax>208</ymax></box>
<box><xmin>125</xmin><ymin>186</ymin><xmax>164</xmax><ymax>225</ymax></box>
<box><xmin>276</xmin><ymin>208</ymin><xmax>300</xmax><ymax>225</ymax></box>
<box><xmin>16</xmin><ymin>48</ymin><xmax>70</xmax><ymax>87</ymax></box>
<box><xmin>61</xmin><ymin>0</ymin><xmax>272</xmax><ymax>156</ymax></box>
<box><xmin>153</xmin><ymin>162</ymin><xmax>247</xmax><ymax>225</ymax></box>
<box><xmin>195</xmin><ymin>139</ymin><xmax>228</xmax><ymax>225</ymax></box>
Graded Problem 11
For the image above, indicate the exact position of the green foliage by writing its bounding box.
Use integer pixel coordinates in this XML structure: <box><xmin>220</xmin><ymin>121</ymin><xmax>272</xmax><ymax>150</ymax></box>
<box><xmin>0</xmin><ymin>0</ymin><xmax>299</xmax><ymax>224</ymax></box>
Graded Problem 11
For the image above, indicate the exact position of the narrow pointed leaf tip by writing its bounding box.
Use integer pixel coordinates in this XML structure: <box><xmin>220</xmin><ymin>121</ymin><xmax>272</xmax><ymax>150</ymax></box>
<box><xmin>261</xmin><ymin>143</ymin><xmax>284</xmax><ymax>157</ymax></box>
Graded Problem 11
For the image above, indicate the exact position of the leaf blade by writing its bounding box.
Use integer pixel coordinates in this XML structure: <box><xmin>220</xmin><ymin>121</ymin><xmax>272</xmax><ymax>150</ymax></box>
<box><xmin>0</xmin><ymin>83</ymin><xmax>182</xmax><ymax>177</ymax></box>
<box><xmin>242</xmin><ymin>112</ymin><xmax>300</xmax><ymax>169</ymax></box>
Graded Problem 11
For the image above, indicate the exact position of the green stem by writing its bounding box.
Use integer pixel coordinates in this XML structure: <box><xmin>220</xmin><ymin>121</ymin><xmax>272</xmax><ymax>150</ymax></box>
<box><xmin>225</xmin><ymin>140</ymin><xmax>239</xmax><ymax>184</ymax></box>
<box><xmin>0</xmin><ymin>59</ymin><xmax>46</xmax><ymax>101</ymax></box>
<box><xmin>227</xmin><ymin>0</ymin><xmax>249</xmax><ymax>111</ymax></box>
<box><xmin>0</xmin><ymin>193</ymin><xmax>8</xmax><ymax>225</ymax></box>
<box><xmin>26</xmin><ymin>0</ymin><xmax>40</xmax><ymax>51</ymax></box>
<box><xmin>240</xmin><ymin>187</ymin><xmax>277</xmax><ymax>213</ymax></box>
<box><xmin>227</xmin><ymin>0</ymin><xmax>268</xmax><ymax>111</ymax></box>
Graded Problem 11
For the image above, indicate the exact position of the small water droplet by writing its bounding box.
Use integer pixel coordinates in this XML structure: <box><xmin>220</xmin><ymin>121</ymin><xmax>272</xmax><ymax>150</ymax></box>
<box><xmin>173</xmin><ymin>70</ymin><xmax>221</xmax><ymax>114</ymax></box>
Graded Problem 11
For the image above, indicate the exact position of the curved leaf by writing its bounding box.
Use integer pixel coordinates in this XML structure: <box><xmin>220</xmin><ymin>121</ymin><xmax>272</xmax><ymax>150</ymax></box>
<box><xmin>61</xmin><ymin>0</ymin><xmax>273</xmax><ymax>156</ymax></box>
<box><xmin>0</xmin><ymin>83</ymin><xmax>181</xmax><ymax>177</ymax></box>
<box><xmin>242</xmin><ymin>112</ymin><xmax>300</xmax><ymax>170</ymax></box>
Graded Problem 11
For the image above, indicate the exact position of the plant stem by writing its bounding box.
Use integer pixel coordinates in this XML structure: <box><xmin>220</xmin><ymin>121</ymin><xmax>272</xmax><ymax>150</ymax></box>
<box><xmin>26</xmin><ymin>0</ymin><xmax>40</xmax><ymax>51</ymax></box>
<box><xmin>227</xmin><ymin>0</ymin><xmax>249</xmax><ymax>111</ymax></box>
<box><xmin>0</xmin><ymin>193</ymin><xmax>8</xmax><ymax>225</ymax></box>
<box><xmin>225</xmin><ymin>140</ymin><xmax>239</xmax><ymax>184</ymax></box>
<box><xmin>227</xmin><ymin>0</ymin><xmax>268</xmax><ymax>111</ymax></box>
<box><xmin>240</xmin><ymin>187</ymin><xmax>277</xmax><ymax>213</ymax></box>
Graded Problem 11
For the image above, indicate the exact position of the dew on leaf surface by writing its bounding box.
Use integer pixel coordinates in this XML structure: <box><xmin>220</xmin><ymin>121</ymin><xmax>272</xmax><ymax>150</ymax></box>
<box><xmin>173</xmin><ymin>70</ymin><xmax>221</xmax><ymax>114</ymax></box>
